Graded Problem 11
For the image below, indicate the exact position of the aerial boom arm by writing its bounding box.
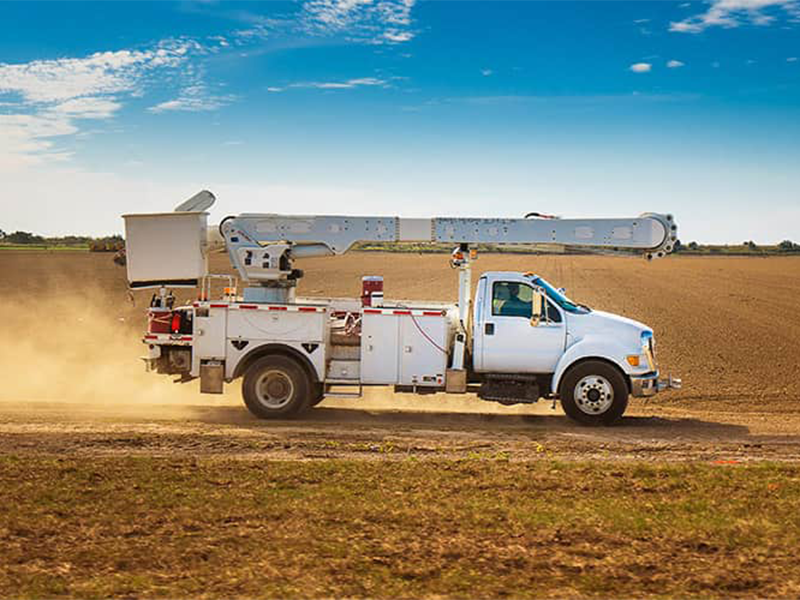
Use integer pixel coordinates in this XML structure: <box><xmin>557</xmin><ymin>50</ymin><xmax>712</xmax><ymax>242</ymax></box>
<box><xmin>223</xmin><ymin>213</ymin><xmax>676</xmax><ymax>255</ymax></box>
<box><xmin>220</xmin><ymin>212</ymin><xmax>677</xmax><ymax>284</ymax></box>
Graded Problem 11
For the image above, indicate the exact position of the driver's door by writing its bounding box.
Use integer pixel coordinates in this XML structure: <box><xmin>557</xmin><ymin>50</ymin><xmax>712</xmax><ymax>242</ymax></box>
<box><xmin>477</xmin><ymin>280</ymin><xmax>566</xmax><ymax>374</ymax></box>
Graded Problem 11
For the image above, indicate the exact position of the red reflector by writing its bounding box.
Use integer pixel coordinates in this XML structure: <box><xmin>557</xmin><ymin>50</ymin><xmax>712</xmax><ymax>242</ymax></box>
<box><xmin>423</xmin><ymin>311</ymin><xmax>444</xmax><ymax>316</ymax></box>
<box><xmin>268</xmin><ymin>306</ymin><xmax>287</xmax><ymax>311</ymax></box>
<box><xmin>210</xmin><ymin>304</ymin><xmax>227</xmax><ymax>308</ymax></box>
<box><xmin>299</xmin><ymin>307</ymin><xmax>317</xmax><ymax>312</ymax></box>
<box><xmin>171</xmin><ymin>313</ymin><xmax>181</xmax><ymax>333</ymax></box>
<box><xmin>393</xmin><ymin>310</ymin><xmax>412</xmax><ymax>315</ymax></box>
<box><xmin>239</xmin><ymin>305</ymin><xmax>258</xmax><ymax>310</ymax></box>
<box><xmin>144</xmin><ymin>335</ymin><xmax>157</xmax><ymax>340</ymax></box>
<box><xmin>181</xmin><ymin>336</ymin><xmax>193</xmax><ymax>341</ymax></box>
<box><xmin>363</xmin><ymin>309</ymin><xmax>381</xmax><ymax>314</ymax></box>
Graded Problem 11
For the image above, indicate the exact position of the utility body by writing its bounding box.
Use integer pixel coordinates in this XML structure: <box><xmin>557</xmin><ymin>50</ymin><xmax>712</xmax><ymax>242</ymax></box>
<box><xmin>124</xmin><ymin>191</ymin><xmax>681</xmax><ymax>425</ymax></box>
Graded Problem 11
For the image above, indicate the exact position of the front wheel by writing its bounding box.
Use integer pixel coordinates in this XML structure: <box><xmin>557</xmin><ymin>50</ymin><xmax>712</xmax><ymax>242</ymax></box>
<box><xmin>560</xmin><ymin>360</ymin><xmax>629</xmax><ymax>425</ymax></box>
<box><xmin>242</xmin><ymin>355</ymin><xmax>311</xmax><ymax>419</ymax></box>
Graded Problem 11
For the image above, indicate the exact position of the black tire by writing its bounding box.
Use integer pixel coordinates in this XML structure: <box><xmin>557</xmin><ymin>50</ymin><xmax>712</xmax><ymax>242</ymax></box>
<box><xmin>309</xmin><ymin>383</ymin><xmax>325</xmax><ymax>407</ymax></box>
<box><xmin>559</xmin><ymin>360</ymin><xmax>629</xmax><ymax>425</ymax></box>
<box><xmin>242</xmin><ymin>355</ymin><xmax>311</xmax><ymax>419</ymax></box>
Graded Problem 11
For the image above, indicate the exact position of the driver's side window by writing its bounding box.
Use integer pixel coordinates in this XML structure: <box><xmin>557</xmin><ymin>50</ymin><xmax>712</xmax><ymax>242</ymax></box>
<box><xmin>492</xmin><ymin>282</ymin><xmax>533</xmax><ymax>318</ymax></box>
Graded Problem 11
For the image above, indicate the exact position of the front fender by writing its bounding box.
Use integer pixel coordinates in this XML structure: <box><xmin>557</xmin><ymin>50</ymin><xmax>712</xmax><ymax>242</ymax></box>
<box><xmin>550</xmin><ymin>336</ymin><xmax>634</xmax><ymax>395</ymax></box>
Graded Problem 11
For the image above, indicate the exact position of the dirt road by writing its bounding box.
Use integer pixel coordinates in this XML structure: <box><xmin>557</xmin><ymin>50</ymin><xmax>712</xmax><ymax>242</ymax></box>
<box><xmin>3</xmin><ymin>396</ymin><xmax>800</xmax><ymax>463</ymax></box>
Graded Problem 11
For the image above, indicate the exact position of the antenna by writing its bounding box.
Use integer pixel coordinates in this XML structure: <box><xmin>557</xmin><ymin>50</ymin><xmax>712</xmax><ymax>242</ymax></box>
<box><xmin>174</xmin><ymin>190</ymin><xmax>216</xmax><ymax>213</ymax></box>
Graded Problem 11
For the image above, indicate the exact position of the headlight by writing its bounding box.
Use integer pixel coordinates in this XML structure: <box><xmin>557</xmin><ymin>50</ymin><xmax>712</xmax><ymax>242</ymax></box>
<box><xmin>640</xmin><ymin>331</ymin><xmax>656</xmax><ymax>371</ymax></box>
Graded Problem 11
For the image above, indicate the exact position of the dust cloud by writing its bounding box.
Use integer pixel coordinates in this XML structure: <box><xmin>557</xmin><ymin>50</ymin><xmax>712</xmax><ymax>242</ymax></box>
<box><xmin>0</xmin><ymin>290</ymin><xmax>240</xmax><ymax>409</ymax></box>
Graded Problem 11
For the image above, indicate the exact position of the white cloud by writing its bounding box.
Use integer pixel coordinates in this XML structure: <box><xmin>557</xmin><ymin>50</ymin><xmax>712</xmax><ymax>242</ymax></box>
<box><xmin>667</xmin><ymin>59</ymin><xmax>686</xmax><ymax>68</ymax></box>
<box><xmin>346</xmin><ymin>77</ymin><xmax>385</xmax><ymax>86</ymax></box>
<box><xmin>209</xmin><ymin>36</ymin><xmax>230</xmax><ymax>47</ymax></box>
<box><xmin>235</xmin><ymin>0</ymin><xmax>417</xmax><ymax>43</ymax></box>
<box><xmin>229</xmin><ymin>1</ymin><xmax>419</xmax><ymax>47</ymax></box>
<box><xmin>670</xmin><ymin>0</ymin><xmax>800</xmax><ymax>33</ymax></box>
<box><xmin>375</xmin><ymin>0</ymin><xmax>415</xmax><ymax>26</ymax></box>
<box><xmin>633</xmin><ymin>18</ymin><xmax>651</xmax><ymax>23</ymax></box>
<box><xmin>149</xmin><ymin>98</ymin><xmax>211</xmax><ymax>113</ymax></box>
<box><xmin>49</xmin><ymin>97</ymin><xmax>122</xmax><ymax>119</ymax></box>
<box><xmin>287</xmin><ymin>77</ymin><xmax>387</xmax><ymax>90</ymax></box>
<box><xmin>481</xmin><ymin>69</ymin><xmax>493</xmax><ymax>76</ymax></box>
<box><xmin>629</xmin><ymin>62</ymin><xmax>652</xmax><ymax>73</ymax></box>
<box><xmin>0</xmin><ymin>42</ymin><xmax>192</xmax><ymax>103</ymax></box>
<box><xmin>301</xmin><ymin>0</ymin><xmax>416</xmax><ymax>43</ymax></box>
<box><xmin>267</xmin><ymin>86</ymin><xmax>284</xmax><ymax>93</ymax></box>
<box><xmin>303</xmin><ymin>0</ymin><xmax>372</xmax><ymax>27</ymax></box>
<box><xmin>383</xmin><ymin>30</ymin><xmax>414</xmax><ymax>42</ymax></box>
<box><xmin>788</xmin><ymin>56</ymin><xmax>799</xmax><ymax>61</ymax></box>
<box><xmin>149</xmin><ymin>84</ymin><xmax>234</xmax><ymax>113</ymax></box>
<box><xmin>0</xmin><ymin>40</ymin><xmax>219</xmax><ymax>168</ymax></box>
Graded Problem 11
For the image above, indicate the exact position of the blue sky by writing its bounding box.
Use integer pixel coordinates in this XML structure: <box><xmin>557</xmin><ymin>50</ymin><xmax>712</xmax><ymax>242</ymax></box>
<box><xmin>1</xmin><ymin>1</ymin><xmax>799</xmax><ymax>243</ymax></box>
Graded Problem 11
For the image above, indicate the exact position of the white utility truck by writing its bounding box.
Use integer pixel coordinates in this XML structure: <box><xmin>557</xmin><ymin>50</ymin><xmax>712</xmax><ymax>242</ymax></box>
<box><xmin>123</xmin><ymin>191</ymin><xmax>681</xmax><ymax>425</ymax></box>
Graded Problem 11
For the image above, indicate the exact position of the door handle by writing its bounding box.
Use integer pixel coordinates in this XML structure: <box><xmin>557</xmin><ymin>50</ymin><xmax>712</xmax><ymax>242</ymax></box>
<box><xmin>485</xmin><ymin>322</ymin><xmax>495</xmax><ymax>335</ymax></box>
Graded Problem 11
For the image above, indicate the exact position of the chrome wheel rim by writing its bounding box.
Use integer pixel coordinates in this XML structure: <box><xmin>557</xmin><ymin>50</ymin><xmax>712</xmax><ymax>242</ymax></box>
<box><xmin>255</xmin><ymin>369</ymin><xmax>294</xmax><ymax>409</ymax></box>
<box><xmin>574</xmin><ymin>375</ymin><xmax>614</xmax><ymax>415</ymax></box>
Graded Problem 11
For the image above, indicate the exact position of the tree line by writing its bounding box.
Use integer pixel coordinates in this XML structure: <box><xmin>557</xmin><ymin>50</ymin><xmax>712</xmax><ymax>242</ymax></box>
<box><xmin>675</xmin><ymin>239</ymin><xmax>800</xmax><ymax>254</ymax></box>
<box><xmin>0</xmin><ymin>229</ymin><xmax>124</xmax><ymax>250</ymax></box>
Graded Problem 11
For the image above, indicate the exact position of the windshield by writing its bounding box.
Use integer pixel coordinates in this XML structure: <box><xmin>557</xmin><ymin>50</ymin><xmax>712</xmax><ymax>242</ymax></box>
<box><xmin>531</xmin><ymin>276</ymin><xmax>590</xmax><ymax>314</ymax></box>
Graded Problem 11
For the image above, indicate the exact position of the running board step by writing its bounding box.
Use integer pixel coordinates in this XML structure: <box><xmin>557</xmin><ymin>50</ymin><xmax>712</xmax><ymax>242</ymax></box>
<box><xmin>323</xmin><ymin>380</ymin><xmax>363</xmax><ymax>399</ymax></box>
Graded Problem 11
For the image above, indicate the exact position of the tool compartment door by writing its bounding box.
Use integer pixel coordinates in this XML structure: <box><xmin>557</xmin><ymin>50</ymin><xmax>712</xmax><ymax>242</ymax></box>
<box><xmin>399</xmin><ymin>315</ymin><xmax>448</xmax><ymax>386</ymax></box>
<box><xmin>360</xmin><ymin>313</ymin><xmax>400</xmax><ymax>384</ymax></box>
<box><xmin>192</xmin><ymin>307</ymin><xmax>228</xmax><ymax>375</ymax></box>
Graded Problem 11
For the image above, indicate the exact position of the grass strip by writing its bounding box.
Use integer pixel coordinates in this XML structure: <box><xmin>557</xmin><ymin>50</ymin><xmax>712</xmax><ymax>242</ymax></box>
<box><xmin>2</xmin><ymin>457</ymin><xmax>799</xmax><ymax>598</ymax></box>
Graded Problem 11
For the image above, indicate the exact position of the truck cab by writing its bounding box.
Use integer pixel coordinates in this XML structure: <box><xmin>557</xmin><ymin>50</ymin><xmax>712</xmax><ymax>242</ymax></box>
<box><xmin>472</xmin><ymin>271</ymin><xmax>676</xmax><ymax>424</ymax></box>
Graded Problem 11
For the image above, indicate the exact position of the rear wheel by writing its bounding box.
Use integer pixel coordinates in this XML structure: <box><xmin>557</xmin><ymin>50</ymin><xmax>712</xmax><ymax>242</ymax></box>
<box><xmin>560</xmin><ymin>360</ymin><xmax>628</xmax><ymax>425</ymax></box>
<box><xmin>309</xmin><ymin>383</ymin><xmax>325</xmax><ymax>407</ymax></box>
<box><xmin>242</xmin><ymin>355</ymin><xmax>311</xmax><ymax>419</ymax></box>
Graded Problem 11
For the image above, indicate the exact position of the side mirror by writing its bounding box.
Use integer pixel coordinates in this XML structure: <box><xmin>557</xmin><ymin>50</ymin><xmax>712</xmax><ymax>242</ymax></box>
<box><xmin>530</xmin><ymin>290</ymin><xmax>543</xmax><ymax>326</ymax></box>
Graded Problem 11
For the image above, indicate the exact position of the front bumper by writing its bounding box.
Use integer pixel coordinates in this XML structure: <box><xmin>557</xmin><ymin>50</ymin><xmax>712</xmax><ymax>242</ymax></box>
<box><xmin>630</xmin><ymin>372</ymin><xmax>682</xmax><ymax>397</ymax></box>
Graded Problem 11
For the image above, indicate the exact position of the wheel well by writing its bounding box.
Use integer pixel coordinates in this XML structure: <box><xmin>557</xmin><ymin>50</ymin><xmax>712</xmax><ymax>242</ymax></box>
<box><xmin>557</xmin><ymin>357</ymin><xmax>631</xmax><ymax>396</ymax></box>
<box><xmin>233</xmin><ymin>343</ymin><xmax>319</xmax><ymax>383</ymax></box>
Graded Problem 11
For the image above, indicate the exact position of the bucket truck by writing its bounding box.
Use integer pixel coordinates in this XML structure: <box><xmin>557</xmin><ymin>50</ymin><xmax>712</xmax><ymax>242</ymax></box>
<box><xmin>123</xmin><ymin>191</ymin><xmax>681</xmax><ymax>425</ymax></box>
